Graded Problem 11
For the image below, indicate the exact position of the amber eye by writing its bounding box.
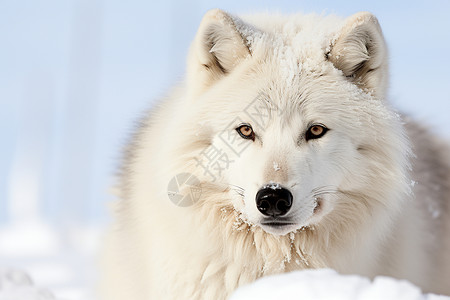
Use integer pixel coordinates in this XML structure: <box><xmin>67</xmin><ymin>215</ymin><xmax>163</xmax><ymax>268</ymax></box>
<box><xmin>236</xmin><ymin>124</ymin><xmax>255</xmax><ymax>141</ymax></box>
<box><xmin>305</xmin><ymin>124</ymin><xmax>328</xmax><ymax>141</ymax></box>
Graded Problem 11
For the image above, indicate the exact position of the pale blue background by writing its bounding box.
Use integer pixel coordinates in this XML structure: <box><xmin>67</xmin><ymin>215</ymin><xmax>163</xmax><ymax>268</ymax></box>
<box><xmin>1</xmin><ymin>0</ymin><xmax>450</xmax><ymax>226</ymax></box>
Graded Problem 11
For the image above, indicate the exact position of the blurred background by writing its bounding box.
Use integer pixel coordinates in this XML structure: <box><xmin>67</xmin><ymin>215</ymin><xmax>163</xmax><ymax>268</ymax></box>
<box><xmin>1</xmin><ymin>0</ymin><xmax>449</xmax><ymax>299</ymax></box>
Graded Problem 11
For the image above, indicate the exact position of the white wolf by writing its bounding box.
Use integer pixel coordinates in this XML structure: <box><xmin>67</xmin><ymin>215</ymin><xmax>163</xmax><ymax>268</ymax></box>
<box><xmin>101</xmin><ymin>9</ymin><xmax>450</xmax><ymax>299</ymax></box>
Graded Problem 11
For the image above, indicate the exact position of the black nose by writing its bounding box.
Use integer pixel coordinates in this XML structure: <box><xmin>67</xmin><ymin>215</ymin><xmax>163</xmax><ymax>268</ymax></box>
<box><xmin>256</xmin><ymin>186</ymin><xmax>293</xmax><ymax>217</ymax></box>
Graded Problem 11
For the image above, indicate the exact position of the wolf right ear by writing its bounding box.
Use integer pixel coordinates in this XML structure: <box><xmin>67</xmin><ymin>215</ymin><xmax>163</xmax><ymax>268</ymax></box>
<box><xmin>328</xmin><ymin>12</ymin><xmax>388</xmax><ymax>98</ymax></box>
<box><xmin>186</xmin><ymin>9</ymin><xmax>252</xmax><ymax>96</ymax></box>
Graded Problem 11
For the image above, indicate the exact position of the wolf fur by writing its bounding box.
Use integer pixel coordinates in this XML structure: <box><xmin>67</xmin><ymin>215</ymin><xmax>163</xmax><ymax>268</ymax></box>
<box><xmin>100</xmin><ymin>10</ymin><xmax>450</xmax><ymax>299</ymax></box>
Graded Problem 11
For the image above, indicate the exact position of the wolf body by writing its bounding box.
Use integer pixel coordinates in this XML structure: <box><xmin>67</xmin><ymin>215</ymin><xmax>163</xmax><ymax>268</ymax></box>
<box><xmin>101</xmin><ymin>10</ymin><xmax>450</xmax><ymax>299</ymax></box>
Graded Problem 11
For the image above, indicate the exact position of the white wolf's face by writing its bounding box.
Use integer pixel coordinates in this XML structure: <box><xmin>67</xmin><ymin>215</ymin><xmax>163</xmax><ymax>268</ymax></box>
<box><xmin>225</xmin><ymin>94</ymin><xmax>347</xmax><ymax>235</ymax></box>
<box><xmin>200</xmin><ymin>66</ymin><xmax>369</xmax><ymax>235</ymax></box>
<box><xmin>185</xmin><ymin>10</ymin><xmax>405</xmax><ymax>236</ymax></box>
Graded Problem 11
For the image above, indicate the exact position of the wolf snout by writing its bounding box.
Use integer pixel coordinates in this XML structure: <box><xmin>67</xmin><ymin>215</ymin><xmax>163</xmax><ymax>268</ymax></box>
<box><xmin>255</xmin><ymin>185</ymin><xmax>293</xmax><ymax>217</ymax></box>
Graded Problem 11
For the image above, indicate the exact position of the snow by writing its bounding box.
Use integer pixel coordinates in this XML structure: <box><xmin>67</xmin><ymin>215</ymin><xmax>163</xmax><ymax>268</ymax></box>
<box><xmin>273</xmin><ymin>161</ymin><xmax>280</xmax><ymax>171</ymax></box>
<box><xmin>1</xmin><ymin>223</ymin><xmax>449</xmax><ymax>300</ymax></box>
<box><xmin>0</xmin><ymin>220</ymin><xmax>101</xmax><ymax>300</ymax></box>
<box><xmin>0</xmin><ymin>269</ymin><xmax>57</xmax><ymax>300</ymax></box>
<box><xmin>2</xmin><ymin>268</ymin><xmax>449</xmax><ymax>300</ymax></box>
<box><xmin>231</xmin><ymin>269</ymin><xmax>450</xmax><ymax>300</ymax></box>
<box><xmin>263</xmin><ymin>181</ymin><xmax>281</xmax><ymax>190</ymax></box>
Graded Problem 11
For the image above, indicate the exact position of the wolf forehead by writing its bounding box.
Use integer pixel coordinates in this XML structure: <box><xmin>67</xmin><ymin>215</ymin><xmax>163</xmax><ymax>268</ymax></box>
<box><xmin>189</xmin><ymin>9</ymin><xmax>387</xmax><ymax>104</ymax></box>
<box><xmin>212</xmin><ymin>15</ymin><xmax>339</xmax><ymax>81</ymax></box>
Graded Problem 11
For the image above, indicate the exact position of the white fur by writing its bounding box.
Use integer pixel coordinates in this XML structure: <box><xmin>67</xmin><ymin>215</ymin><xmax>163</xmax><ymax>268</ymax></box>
<box><xmin>100</xmin><ymin>10</ymin><xmax>450</xmax><ymax>299</ymax></box>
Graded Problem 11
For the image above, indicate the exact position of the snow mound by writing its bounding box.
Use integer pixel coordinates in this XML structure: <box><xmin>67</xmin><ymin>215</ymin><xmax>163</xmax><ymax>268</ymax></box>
<box><xmin>231</xmin><ymin>269</ymin><xmax>449</xmax><ymax>300</ymax></box>
<box><xmin>0</xmin><ymin>269</ymin><xmax>58</xmax><ymax>300</ymax></box>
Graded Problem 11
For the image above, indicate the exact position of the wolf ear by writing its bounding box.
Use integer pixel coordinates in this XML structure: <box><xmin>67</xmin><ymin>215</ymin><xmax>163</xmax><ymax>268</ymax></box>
<box><xmin>328</xmin><ymin>12</ymin><xmax>388</xmax><ymax>98</ymax></box>
<box><xmin>187</xmin><ymin>9</ymin><xmax>251</xmax><ymax>96</ymax></box>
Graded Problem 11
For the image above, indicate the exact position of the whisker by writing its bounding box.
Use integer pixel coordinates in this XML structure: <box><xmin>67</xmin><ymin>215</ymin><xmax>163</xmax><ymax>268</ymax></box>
<box><xmin>228</xmin><ymin>184</ymin><xmax>245</xmax><ymax>191</ymax></box>
<box><xmin>310</xmin><ymin>186</ymin><xmax>340</xmax><ymax>199</ymax></box>
<box><xmin>311</xmin><ymin>185</ymin><xmax>336</xmax><ymax>193</ymax></box>
<box><xmin>230</xmin><ymin>189</ymin><xmax>245</xmax><ymax>199</ymax></box>
<box><xmin>312</xmin><ymin>191</ymin><xmax>339</xmax><ymax>197</ymax></box>
<box><xmin>213</xmin><ymin>182</ymin><xmax>245</xmax><ymax>191</ymax></box>
<box><xmin>213</xmin><ymin>181</ymin><xmax>246</xmax><ymax>198</ymax></box>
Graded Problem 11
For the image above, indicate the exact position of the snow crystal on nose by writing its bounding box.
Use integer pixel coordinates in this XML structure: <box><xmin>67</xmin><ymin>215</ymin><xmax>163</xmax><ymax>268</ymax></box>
<box><xmin>263</xmin><ymin>181</ymin><xmax>281</xmax><ymax>190</ymax></box>
<box><xmin>273</xmin><ymin>161</ymin><xmax>280</xmax><ymax>171</ymax></box>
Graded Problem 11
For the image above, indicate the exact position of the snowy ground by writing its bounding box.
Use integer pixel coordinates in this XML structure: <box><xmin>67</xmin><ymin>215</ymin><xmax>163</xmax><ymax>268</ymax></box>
<box><xmin>2</xmin><ymin>269</ymin><xmax>449</xmax><ymax>300</ymax></box>
<box><xmin>0</xmin><ymin>220</ymin><xmax>102</xmax><ymax>300</ymax></box>
<box><xmin>231</xmin><ymin>269</ymin><xmax>450</xmax><ymax>300</ymax></box>
<box><xmin>1</xmin><ymin>221</ymin><xmax>449</xmax><ymax>300</ymax></box>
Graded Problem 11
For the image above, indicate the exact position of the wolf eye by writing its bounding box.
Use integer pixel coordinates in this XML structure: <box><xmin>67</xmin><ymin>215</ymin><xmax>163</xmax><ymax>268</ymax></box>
<box><xmin>306</xmin><ymin>124</ymin><xmax>328</xmax><ymax>141</ymax></box>
<box><xmin>236</xmin><ymin>124</ymin><xmax>255</xmax><ymax>141</ymax></box>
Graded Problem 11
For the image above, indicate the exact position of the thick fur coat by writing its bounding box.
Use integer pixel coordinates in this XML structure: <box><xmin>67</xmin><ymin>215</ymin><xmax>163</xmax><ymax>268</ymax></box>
<box><xmin>101</xmin><ymin>10</ymin><xmax>450</xmax><ymax>299</ymax></box>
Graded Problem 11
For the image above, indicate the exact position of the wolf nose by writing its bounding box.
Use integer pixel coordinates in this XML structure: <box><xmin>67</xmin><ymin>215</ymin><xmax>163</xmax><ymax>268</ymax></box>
<box><xmin>256</xmin><ymin>186</ymin><xmax>293</xmax><ymax>217</ymax></box>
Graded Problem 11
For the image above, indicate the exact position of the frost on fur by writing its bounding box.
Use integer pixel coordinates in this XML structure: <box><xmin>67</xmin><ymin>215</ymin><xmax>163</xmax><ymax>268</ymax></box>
<box><xmin>187</xmin><ymin>9</ymin><xmax>252</xmax><ymax>96</ymax></box>
<box><xmin>327</xmin><ymin>12</ymin><xmax>388</xmax><ymax>98</ymax></box>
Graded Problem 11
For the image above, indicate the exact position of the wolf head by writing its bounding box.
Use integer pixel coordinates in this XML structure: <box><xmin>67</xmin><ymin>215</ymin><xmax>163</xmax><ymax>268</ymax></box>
<box><xmin>175</xmin><ymin>9</ymin><xmax>410</xmax><ymax>237</ymax></box>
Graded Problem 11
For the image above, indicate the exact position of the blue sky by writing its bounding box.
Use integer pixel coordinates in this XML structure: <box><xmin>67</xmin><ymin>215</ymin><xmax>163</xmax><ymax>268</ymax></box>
<box><xmin>1</xmin><ymin>0</ymin><xmax>449</xmax><ymax>224</ymax></box>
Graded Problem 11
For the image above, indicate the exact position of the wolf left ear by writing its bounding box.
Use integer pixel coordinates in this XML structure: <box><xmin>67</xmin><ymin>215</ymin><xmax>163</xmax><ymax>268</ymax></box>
<box><xmin>328</xmin><ymin>12</ymin><xmax>388</xmax><ymax>98</ymax></box>
<box><xmin>186</xmin><ymin>9</ymin><xmax>252</xmax><ymax>96</ymax></box>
